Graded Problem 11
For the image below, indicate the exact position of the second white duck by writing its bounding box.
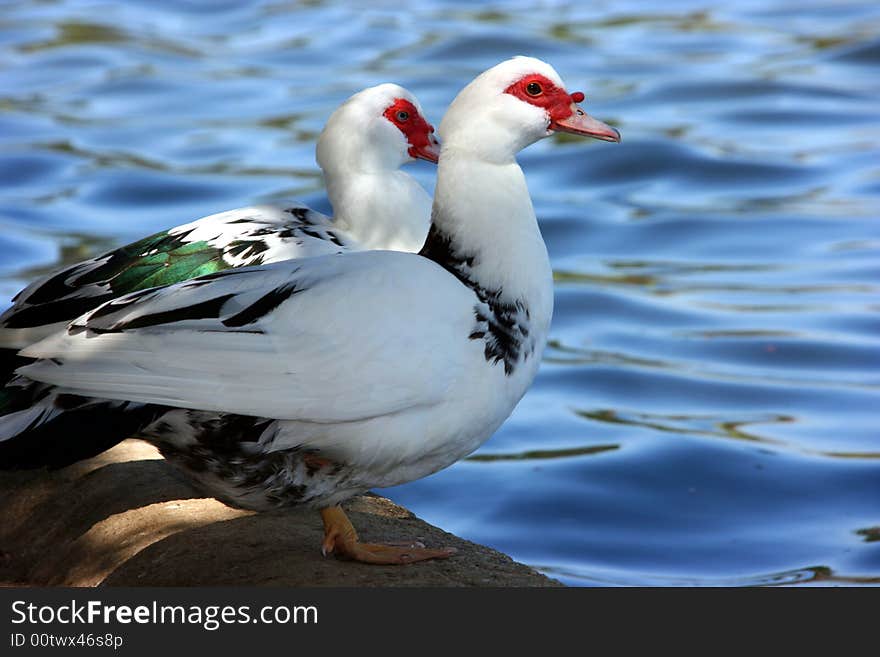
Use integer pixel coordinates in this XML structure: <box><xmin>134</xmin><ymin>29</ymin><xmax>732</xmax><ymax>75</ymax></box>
<box><xmin>0</xmin><ymin>83</ymin><xmax>439</xmax><ymax>351</ymax></box>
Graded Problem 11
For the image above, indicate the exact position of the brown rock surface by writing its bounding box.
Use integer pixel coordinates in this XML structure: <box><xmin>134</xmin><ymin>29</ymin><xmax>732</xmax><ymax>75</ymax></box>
<box><xmin>0</xmin><ymin>440</ymin><xmax>560</xmax><ymax>587</ymax></box>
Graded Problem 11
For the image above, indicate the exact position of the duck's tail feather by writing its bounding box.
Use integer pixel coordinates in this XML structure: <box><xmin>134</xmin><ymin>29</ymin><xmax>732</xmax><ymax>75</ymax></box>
<box><xmin>0</xmin><ymin>378</ymin><xmax>165</xmax><ymax>470</ymax></box>
<box><xmin>0</xmin><ymin>348</ymin><xmax>33</xmax><ymax>388</ymax></box>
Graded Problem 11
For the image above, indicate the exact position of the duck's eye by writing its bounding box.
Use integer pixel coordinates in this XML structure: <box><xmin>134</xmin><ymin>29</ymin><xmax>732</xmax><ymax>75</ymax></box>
<box><xmin>526</xmin><ymin>81</ymin><xmax>543</xmax><ymax>96</ymax></box>
<box><xmin>396</xmin><ymin>110</ymin><xmax>409</xmax><ymax>122</ymax></box>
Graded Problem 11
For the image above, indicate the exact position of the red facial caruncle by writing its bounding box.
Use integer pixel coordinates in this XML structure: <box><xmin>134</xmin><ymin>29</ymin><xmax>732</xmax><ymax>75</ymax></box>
<box><xmin>504</xmin><ymin>74</ymin><xmax>582</xmax><ymax>123</ymax></box>
<box><xmin>504</xmin><ymin>74</ymin><xmax>620</xmax><ymax>143</ymax></box>
<box><xmin>383</xmin><ymin>99</ymin><xmax>441</xmax><ymax>163</ymax></box>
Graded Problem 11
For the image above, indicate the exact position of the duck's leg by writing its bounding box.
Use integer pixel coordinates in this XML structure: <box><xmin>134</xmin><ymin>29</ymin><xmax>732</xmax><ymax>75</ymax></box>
<box><xmin>320</xmin><ymin>506</ymin><xmax>456</xmax><ymax>564</ymax></box>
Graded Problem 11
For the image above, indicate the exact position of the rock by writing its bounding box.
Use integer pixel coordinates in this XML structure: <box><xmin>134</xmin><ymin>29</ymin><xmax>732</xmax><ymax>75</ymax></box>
<box><xmin>0</xmin><ymin>440</ymin><xmax>560</xmax><ymax>587</ymax></box>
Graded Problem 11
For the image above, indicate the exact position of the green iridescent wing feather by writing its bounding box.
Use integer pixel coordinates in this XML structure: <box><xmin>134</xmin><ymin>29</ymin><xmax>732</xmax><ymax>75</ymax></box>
<box><xmin>74</xmin><ymin>231</ymin><xmax>234</xmax><ymax>294</ymax></box>
<box><xmin>0</xmin><ymin>230</ymin><xmax>246</xmax><ymax>330</ymax></box>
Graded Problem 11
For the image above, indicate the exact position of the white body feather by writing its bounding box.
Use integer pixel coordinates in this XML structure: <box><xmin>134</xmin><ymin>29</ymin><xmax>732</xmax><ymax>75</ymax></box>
<box><xmin>20</xmin><ymin>249</ymin><xmax>542</xmax><ymax>489</ymax></box>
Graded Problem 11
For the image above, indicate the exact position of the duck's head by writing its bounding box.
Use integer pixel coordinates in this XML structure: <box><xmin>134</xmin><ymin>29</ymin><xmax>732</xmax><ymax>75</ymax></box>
<box><xmin>317</xmin><ymin>83</ymin><xmax>440</xmax><ymax>175</ymax></box>
<box><xmin>438</xmin><ymin>56</ymin><xmax>620</xmax><ymax>162</ymax></box>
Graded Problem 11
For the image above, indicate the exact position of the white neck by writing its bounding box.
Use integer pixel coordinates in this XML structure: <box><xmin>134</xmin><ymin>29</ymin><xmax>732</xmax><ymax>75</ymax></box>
<box><xmin>323</xmin><ymin>168</ymin><xmax>432</xmax><ymax>252</ymax></box>
<box><xmin>423</xmin><ymin>150</ymin><xmax>554</xmax><ymax>332</ymax></box>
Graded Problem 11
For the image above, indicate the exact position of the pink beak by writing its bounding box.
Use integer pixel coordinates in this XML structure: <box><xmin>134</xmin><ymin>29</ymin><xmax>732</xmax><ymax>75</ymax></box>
<box><xmin>410</xmin><ymin>133</ymin><xmax>441</xmax><ymax>163</ymax></box>
<box><xmin>551</xmin><ymin>104</ymin><xmax>621</xmax><ymax>143</ymax></box>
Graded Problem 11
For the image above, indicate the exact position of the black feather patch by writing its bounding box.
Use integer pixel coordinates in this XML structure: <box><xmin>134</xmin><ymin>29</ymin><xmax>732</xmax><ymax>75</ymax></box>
<box><xmin>149</xmin><ymin>410</ymin><xmax>346</xmax><ymax>508</ymax></box>
<box><xmin>225</xmin><ymin>239</ymin><xmax>270</xmax><ymax>262</ymax></box>
<box><xmin>84</xmin><ymin>286</ymin><xmax>158</xmax><ymax>323</ymax></box>
<box><xmin>284</xmin><ymin>207</ymin><xmax>313</xmax><ymax>224</ymax></box>
<box><xmin>472</xmin><ymin>296</ymin><xmax>532</xmax><ymax>375</ymax></box>
<box><xmin>91</xmin><ymin>294</ymin><xmax>236</xmax><ymax>333</ymax></box>
<box><xmin>420</xmin><ymin>225</ymin><xmax>533</xmax><ymax>376</ymax></box>
<box><xmin>0</xmin><ymin>382</ymin><xmax>168</xmax><ymax>470</ymax></box>
<box><xmin>1</xmin><ymin>295</ymin><xmax>115</xmax><ymax>329</ymax></box>
<box><xmin>10</xmin><ymin>266</ymin><xmax>94</xmax><ymax>307</ymax></box>
<box><xmin>419</xmin><ymin>224</ymin><xmax>475</xmax><ymax>272</ymax></box>
<box><xmin>249</xmin><ymin>227</ymin><xmax>295</xmax><ymax>239</ymax></box>
<box><xmin>222</xmin><ymin>282</ymin><xmax>303</xmax><ymax>327</ymax></box>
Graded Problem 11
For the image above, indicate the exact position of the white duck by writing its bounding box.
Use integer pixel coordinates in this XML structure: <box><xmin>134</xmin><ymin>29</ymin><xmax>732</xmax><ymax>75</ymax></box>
<box><xmin>0</xmin><ymin>57</ymin><xmax>619</xmax><ymax>564</ymax></box>
<box><xmin>0</xmin><ymin>83</ymin><xmax>438</xmax><ymax>351</ymax></box>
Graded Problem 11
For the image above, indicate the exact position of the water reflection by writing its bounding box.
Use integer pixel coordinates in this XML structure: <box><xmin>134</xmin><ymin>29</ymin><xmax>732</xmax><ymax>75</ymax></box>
<box><xmin>467</xmin><ymin>444</ymin><xmax>619</xmax><ymax>462</ymax></box>
<box><xmin>544</xmin><ymin>340</ymin><xmax>879</xmax><ymax>392</ymax></box>
<box><xmin>574</xmin><ymin>408</ymin><xmax>791</xmax><ymax>447</ymax></box>
<box><xmin>18</xmin><ymin>21</ymin><xmax>129</xmax><ymax>52</ymax></box>
<box><xmin>538</xmin><ymin>564</ymin><xmax>880</xmax><ymax>587</ymax></box>
<box><xmin>35</xmin><ymin>139</ymin><xmax>319</xmax><ymax>179</ymax></box>
<box><xmin>855</xmin><ymin>527</ymin><xmax>880</xmax><ymax>543</ymax></box>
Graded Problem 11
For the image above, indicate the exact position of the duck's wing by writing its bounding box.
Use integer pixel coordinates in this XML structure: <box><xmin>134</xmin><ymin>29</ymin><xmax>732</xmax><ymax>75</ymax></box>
<box><xmin>17</xmin><ymin>250</ymin><xmax>474</xmax><ymax>423</ymax></box>
<box><xmin>0</xmin><ymin>204</ymin><xmax>350</xmax><ymax>349</ymax></box>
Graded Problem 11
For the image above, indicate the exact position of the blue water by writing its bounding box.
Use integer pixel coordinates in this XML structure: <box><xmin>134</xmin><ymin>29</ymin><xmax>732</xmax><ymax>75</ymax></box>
<box><xmin>1</xmin><ymin>0</ymin><xmax>879</xmax><ymax>586</ymax></box>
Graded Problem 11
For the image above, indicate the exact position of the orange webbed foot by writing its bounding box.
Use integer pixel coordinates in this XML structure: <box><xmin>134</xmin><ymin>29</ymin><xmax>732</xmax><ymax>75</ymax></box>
<box><xmin>320</xmin><ymin>506</ymin><xmax>456</xmax><ymax>565</ymax></box>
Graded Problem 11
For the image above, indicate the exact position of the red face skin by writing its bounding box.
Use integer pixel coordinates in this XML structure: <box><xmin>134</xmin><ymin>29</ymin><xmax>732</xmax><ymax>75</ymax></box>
<box><xmin>504</xmin><ymin>74</ymin><xmax>582</xmax><ymax>123</ymax></box>
<box><xmin>383</xmin><ymin>99</ymin><xmax>441</xmax><ymax>163</ymax></box>
<box><xmin>504</xmin><ymin>74</ymin><xmax>620</xmax><ymax>142</ymax></box>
